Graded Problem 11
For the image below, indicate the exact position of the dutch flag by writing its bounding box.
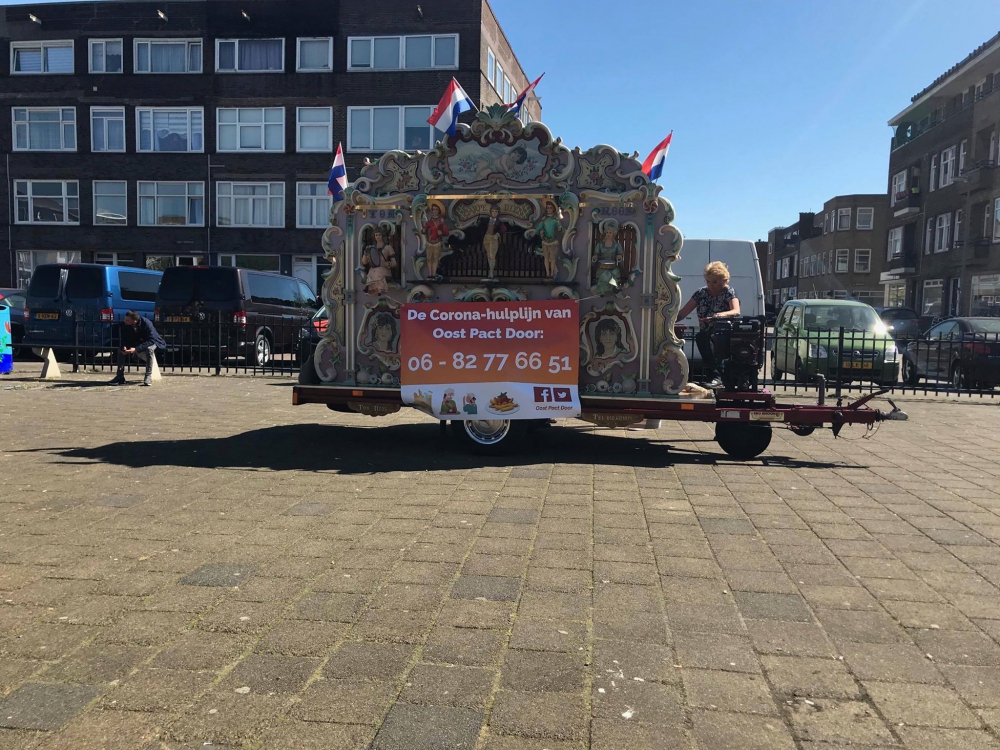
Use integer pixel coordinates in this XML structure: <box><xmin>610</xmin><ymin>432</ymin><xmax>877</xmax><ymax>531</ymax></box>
<box><xmin>428</xmin><ymin>77</ymin><xmax>476</xmax><ymax>137</ymax></box>
<box><xmin>641</xmin><ymin>132</ymin><xmax>673</xmax><ymax>182</ymax></box>
<box><xmin>328</xmin><ymin>142</ymin><xmax>347</xmax><ymax>202</ymax></box>
<box><xmin>507</xmin><ymin>73</ymin><xmax>544</xmax><ymax>117</ymax></box>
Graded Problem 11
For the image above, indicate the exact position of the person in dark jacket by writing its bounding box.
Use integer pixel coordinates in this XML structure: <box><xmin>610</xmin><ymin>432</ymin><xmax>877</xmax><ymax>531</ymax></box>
<box><xmin>109</xmin><ymin>311</ymin><xmax>166</xmax><ymax>386</ymax></box>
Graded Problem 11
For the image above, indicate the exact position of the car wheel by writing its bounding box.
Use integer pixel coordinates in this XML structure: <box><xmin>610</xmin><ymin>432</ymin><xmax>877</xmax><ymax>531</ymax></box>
<box><xmin>951</xmin><ymin>362</ymin><xmax>969</xmax><ymax>390</ymax></box>
<box><xmin>794</xmin><ymin>357</ymin><xmax>813</xmax><ymax>384</ymax></box>
<box><xmin>902</xmin><ymin>358</ymin><xmax>919</xmax><ymax>386</ymax></box>
<box><xmin>771</xmin><ymin>351</ymin><xmax>784</xmax><ymax>380</ymax></box>
<box><xmin>255</xmin><ymin>333</ymin><xmax>272</xmax><ymax>367</ymax></box>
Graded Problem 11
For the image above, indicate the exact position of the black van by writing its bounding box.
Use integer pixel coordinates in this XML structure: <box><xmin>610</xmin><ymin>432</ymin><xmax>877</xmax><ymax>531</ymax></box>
<box><xmin>154</xmin><ymin>266</ymin><xmax>319</xmax><ymax>366</ymax></box>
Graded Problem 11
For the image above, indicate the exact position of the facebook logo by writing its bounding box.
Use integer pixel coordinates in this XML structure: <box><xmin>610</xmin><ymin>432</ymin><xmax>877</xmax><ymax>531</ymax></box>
<box><xmin>534</xmin><ymin>386</ymin><xmax>572</xmax><ymax>403</ymax></box>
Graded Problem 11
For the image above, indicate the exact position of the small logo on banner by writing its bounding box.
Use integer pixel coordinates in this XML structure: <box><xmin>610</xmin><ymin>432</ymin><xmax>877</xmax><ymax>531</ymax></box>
<box><xmin>534</xmin><ymin>386</ymin><xmax>572</xmax><ymax>403</ymax></box>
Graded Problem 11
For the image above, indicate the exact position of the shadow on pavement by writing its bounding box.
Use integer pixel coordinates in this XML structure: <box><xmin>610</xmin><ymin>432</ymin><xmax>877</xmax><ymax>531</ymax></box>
<box><xmin>21</xmin><ymin>423</ymin><xmax>855</xmax><ymax>473</ymax></box>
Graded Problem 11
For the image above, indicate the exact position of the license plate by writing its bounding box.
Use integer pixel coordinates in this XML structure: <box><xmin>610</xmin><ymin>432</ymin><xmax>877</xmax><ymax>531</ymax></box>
<box><xmin>36</xmin><ymin>312</ymin><xmax>59</xmax><ymax>320</ymax></box>
<box><xmin>166</xmin><ymin>316</ymin><xmax>190</xmax><ymax>323</ymax></box>
<box><xmin>845</xmin><ymin>361</ymin><xmax>873</xmax><ymax>370</ymax></box>
<box><xmin>749</xmin><ymin>411</ymin><xmax>785</xmax><ymax>422</ymax></box>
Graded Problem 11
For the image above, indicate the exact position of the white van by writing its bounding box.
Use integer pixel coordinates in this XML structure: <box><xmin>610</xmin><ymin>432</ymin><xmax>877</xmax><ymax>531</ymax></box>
<box><xmin>673</xmin><ymin>239</ymin><xmax>765</xmax><ymax>363</ymax></box>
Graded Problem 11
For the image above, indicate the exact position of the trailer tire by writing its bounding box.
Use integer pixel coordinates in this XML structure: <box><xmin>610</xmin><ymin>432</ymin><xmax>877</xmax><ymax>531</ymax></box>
<box><xmin>715</xmin><ymin>422</ymin><xmax>772</xmax><ymax>460</ymax></box>
<box><xmin>451</xmin><ymin>419</ymin><xmax>525</xmax><ymax>456</ymax></box>
<box><xmin>298</xmin><ymin>351</ymin><xmax>322</xmax><ymax>385</ymax></box>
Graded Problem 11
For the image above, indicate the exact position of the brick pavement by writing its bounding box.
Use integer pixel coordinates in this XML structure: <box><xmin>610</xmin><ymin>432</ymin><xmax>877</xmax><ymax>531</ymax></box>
<box><xmin>1</xmin><ymin>369</ymin><xmax>999</xmax><ymax>749</ymax></box>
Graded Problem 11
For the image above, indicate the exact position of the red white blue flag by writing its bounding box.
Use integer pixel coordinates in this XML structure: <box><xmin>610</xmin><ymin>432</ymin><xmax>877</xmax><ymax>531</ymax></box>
<box><xmin>642</xmin><ymin>132</ymin><xmax>673</xmax><ymax>182</ymax></box>
<box><xmin>507</xmin><ymin>73</ymin><xmax>544</xmax><ymax>117</ymax></box>
<box><xmin>428</xmin><ymin>77</ymin><xmax>475</xmax><ymax>137</ymax></box>
<box><xmin>328</xmin><ymin>142</ymin><xmax>347</xmax><ymax>201</ymax></box>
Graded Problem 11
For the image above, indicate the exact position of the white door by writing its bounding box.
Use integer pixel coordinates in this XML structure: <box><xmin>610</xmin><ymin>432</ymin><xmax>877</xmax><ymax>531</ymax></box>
<box><xmin>292</xmin><ymin>256</ymin><xmax>316</xmax><ymax>293</ymax></box>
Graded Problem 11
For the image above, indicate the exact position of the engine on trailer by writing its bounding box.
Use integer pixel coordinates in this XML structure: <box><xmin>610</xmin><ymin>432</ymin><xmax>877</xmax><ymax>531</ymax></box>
<box><xmin>712</xmin><ymin>318</ymin><xmax>765</xmax><ymax>393</ymax></box>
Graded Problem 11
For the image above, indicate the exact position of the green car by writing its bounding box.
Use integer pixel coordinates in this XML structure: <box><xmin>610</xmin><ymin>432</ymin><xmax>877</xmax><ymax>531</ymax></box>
<box><xmin>771</xmin><ymin>300</ymin><xmax>900</xmax><ymax>386</ymax></box>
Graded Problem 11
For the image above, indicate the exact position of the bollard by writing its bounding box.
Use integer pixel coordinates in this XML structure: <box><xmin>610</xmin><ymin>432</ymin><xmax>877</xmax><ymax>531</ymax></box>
<box><xmin>39</xmin><ymin>347</ymin><xmax>62</xmax><ymax>379</ymax></box>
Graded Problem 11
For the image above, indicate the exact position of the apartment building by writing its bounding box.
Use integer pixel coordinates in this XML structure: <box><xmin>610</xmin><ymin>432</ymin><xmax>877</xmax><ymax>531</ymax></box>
<box><xmin>766</xmin><ymin>213</ymin><xmax>816</xmax><ymax>306</ymax></box>
<box><xmin>0</xmin><ymin>0</ymin><xmax>541</xmax><ymax>290</ymax></box>
<box><xmin>886</xmin><ymin>31</ymin><xmax>1000</xmax><ymax>317</ymax></box>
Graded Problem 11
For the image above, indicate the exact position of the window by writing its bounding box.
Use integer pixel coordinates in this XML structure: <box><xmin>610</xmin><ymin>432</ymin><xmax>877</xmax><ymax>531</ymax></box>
<box><xmin>347</xmin><ymin>105</ymin><xmax>445</xmax><ymax>152</ymax></box>
<box><xmin>93</xmin><ymin>181</ymin><xmax>127</xmax><ymax>226</ymax></box>
<box><xmin>767</xmin><ymin>242</ymin><xmax>773</xmax><ymax>255</ymax></box>
<box><xmin>766</xmin><ymin>262</ymin><xmax>772</xmax><ymax>284</ymax></box>
<box><xmin>994</xmin><ymin>198</ymin><xmax>1000</xmax><ymax>242</ymax></box>
<box><xmin>12</xmin><ymin>108</ymin><xmax>76</xmax><ymax>151</ymax></box>
<box><xmin>14</xmin><ymin>180</ymin><xmax>79</xmax><ymax>224</ymax></box>
<box><xmin>11</xmin><ymin>41</ymin><xmax>73</xmax><ymax>74</ymax></box>
<box><xmin>495</xmin><ymin>62</ymin><xmax>504</xmax><ymax>93</ymax></box>
<box><xmin>854</xmin><ymin>249</ymin><xmax>871</xmax><ymax>273</ymax></box>
<box><xmin>297</xmin><ymin>183</ymin><xmax>332</xmax><ymax>228</ymax></box>
<box><xmin>217</xmin><ymin>107</ymin><xmax>284</xmax><ymax>152</ymax></box>
<box><xmin>216</xmin><ymin>182</ymin><xmax>284</xmax><ymax>228</ymax></box>
<box><xmin>94</xmin><ymin>252</ymin><xmax>134</xmax><ymax>266</ymax></box>
<box><xmin>891</xmin><ymin>170</ymin><xmax>907</xmax><ymax>205</ymax></box>
<box><xmin>219</xmin><ymin>254</ymin><xmax>280</xmax><ymax>272</ymax></box>
<box><xmin>91</xmin><ymin>107</ymin><xmax>125</xmax><ymax>152</ymax></box>
<box><xmin>925</xmin><ymin>218</ymin><xmax>934</xmax><ymax>255</ymax></box>
<box><xmin>929</xmin><ymin>154</ymin><xmax>937</xmax><ymax>192</ymax></box>
<box><xmin>959</xmin><ymin>139</ymin><xmax>968</xmax><ymax>173</ymax></box>
<box><xmin>487</xmin><ymin>48</ymin><xmax>495</xmax><ymax>86</ymax></box>
<box><xmin>935</xmin><ymin>213</ymin><xmax>951</xmax><ymax>252</ymax></box>
<box><xmin>296</xmin><ymin>107</ymin><xmax>332</xmax><ymax>152</ymax></box>
<box><xmin>972</xmin><ymin>274</ymin><xmax>1000</xmax><ymax>316</ymax></box>
<box><xmin>856</xmin><ymin>207</ymin><xmax>873</xmax><ymax>230</ymax></box>
<box><xmin>835</xmin><ymin>249</ymin><xmax>849</xmax><ymax>273</ymax></box>
<box><xmin>118</xmin><ymin>271</ymin><xmax>159</xmax><ymax>302</ymax></box>
<box><xmin>347</xmin><ymin>34</ymin><xmax>458</xmax><ymax>70</ymax></box>
<box><xmin>137</xmin><ymin>108</ymin><xmax>204</xmax><ymax>152</ymax></box>
<box><xmin>922</xmin><ymin>279</ymin><xmax>943</xmax><ymax>316</ymax></box>
<box><xmin>216</xmin><ymin>39</ymin><xmax>283</xmax><ymax>72</ymax></box>
<box><xmin>296</xmin><ymin>37</ymin><xmax>332</xmax><ymax>71</ymax></box>
<box><xmin>836</xmin><ymin>208</ymin><xmax>851</xmax><ymax>230</ymax></box>
<box><xmin>247</xmin><ymin>272</ymin><xmax>299</xmax><ymax>306</ymax></box>
<box><xmin>939</xmin><ymin>145</ymin><xmax>955</xmax><ymax>188</ymax></box>
<box><xmin>89</xmin><ymin>39</ymin><xmax>122</xmax><ymax>73</ymax></box>
<box><xmin>138</xmin><ymin>182</ymin><xmax>204</xmax><ymax>226</ymax></box>
<box><xmin>954</xmin><ymin>209</ymin><xmax>963</xmax><ymax>248</ymax></box>
<box><xmin>134</xmin><ymin>39</ymin><xmax>202</xmax><ymax>73</ymax></box>
<box><xmin>887</xmin><ymin>227</ymin><xmax>902</xmax><ymax>260</ymax></box>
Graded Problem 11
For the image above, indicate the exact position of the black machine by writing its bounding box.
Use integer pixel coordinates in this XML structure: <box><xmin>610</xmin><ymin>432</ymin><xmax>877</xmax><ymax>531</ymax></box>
<box><xmin>712</xmin><ymin>318</ymin><xmax>765</xmax><ymax>392</ymax></box>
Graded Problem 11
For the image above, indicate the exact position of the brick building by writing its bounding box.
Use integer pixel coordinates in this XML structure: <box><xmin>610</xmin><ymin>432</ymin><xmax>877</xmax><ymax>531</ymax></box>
<box><xmin>886</xmin><ymin>31</ymin><xmax>1000</xmax><ymax>317</ymax></box>
<box><xmin>765</xmin><ymin>213</ymin><xmax>815</xmax><ymax>306</ymax></box>
<box><xmin>0</xmin><ymin>0</ymin><xmax>541</xmax><ymax>290</ymax></box>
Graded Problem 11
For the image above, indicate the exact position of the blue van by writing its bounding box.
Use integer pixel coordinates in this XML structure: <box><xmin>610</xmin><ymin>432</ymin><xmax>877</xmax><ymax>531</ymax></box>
<box><xmin>23</xmin><ymin>264</ymin><xmax>162</xmax><ymax>351</ymax></box>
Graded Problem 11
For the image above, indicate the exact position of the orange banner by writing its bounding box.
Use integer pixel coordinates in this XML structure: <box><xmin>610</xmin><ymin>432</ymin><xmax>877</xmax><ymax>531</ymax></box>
<box><xmin>400</xmin><ymin>300</ymin><xmax>580</xmax><ymax>420</ymax></box>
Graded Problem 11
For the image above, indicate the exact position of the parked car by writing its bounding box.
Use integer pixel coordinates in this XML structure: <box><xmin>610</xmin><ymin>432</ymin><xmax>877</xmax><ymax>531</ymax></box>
<box><xmin>155</xmin><ymin>266</ymin><xmax>320</xmax><ymax>366</ymax></box>
<box><xmin>22</xmin><ymin>264</ymin><xmax>162</xmax><ymax>352</ymax></box>
<box><xmin>902</xmin><ymin>317</ymin><xmax>1000</xmax><ymax>389</ymax></box>
<box><xmin>771</xmin><ymin>299</ymin><xmax>899</xmax><ymax>385</ymax></box>
<box><xmin>0</xmin><ymin>288</ymin><xmax>26</xmax><ymax>356</ymax></box>
<box><xmin>873</xmin><ymin>306</ymin><xmax>922</xmax><ymax>341</ymax></box>
<box><xmin>297</xmin><ymin>307</ymin><xmax>329</xmax><ymax>365</ymax></box>
<box><xmin>764</xmin><ymin>303</ymin><xmax>777</xmax><ymax>327</ymax></box>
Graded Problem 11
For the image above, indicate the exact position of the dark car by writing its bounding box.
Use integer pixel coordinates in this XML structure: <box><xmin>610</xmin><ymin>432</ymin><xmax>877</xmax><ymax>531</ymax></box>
<box><xmin>873</xmin><ymin>306</ymin><xmax>922</xmax><ymax>341</ymax></box>
<box><xmin>297</xmin><ymin>307</ymin><xmax>329</xmax><ymax>364</ymax></box>
<box><xmin>902</xmin><ymin>317</ymin><xmax>1000</xmax><ymax>389</ymax></box>
<box><xmin>155</xmin><ymin>266</ymin><xmax>319</xmax><ymax>366</ymax></box>
<box><xmin>764</xmin><ymin>303</ymin><xmax>777</xmax><ymax>327</ymax></box>
<box><xmin>0</xmin><ymin>288</ymin><xmax>26</xmax><ymax>355</ymax></box>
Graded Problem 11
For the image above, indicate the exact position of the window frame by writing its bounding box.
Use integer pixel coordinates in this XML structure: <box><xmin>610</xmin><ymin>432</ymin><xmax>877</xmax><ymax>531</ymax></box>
<box><xmin>959</xmin><ymin>139</ymin><xmax>968</xmax><ymax>173</ymax></box>
<box><xmin>935</xmin><ymin>213</ymin><xmax>951</xmax><ymax>252</ymax></box>
<box><xmin>346</xmin><ymin>33</ymin><xmax>459</xmax><ymax>71</ymax></box>
<box><xmin>295</xmin><ymin>182</ymin><xmax>333</xmax><ymax>229</ymax></box>
<box><xmin>890</xmin><ymin>170</ymin><xmax>906</xmax><ymax>206</ymax></box>
<box><xmin>856</xmin><ymin>207</ymin><xmax>874</xmax><ymax>230</ymax></box>
<box><xmin>835</xmin><ymin>248</ymin><xmax>849</xmax><ymax>273</ymax></box>
<box><xmin>13</xmin><ymin>179</ymin><xmax>80</xmax><ymax>225</ymax></box>
<box><xmin>215</xmin><ymin>181</ymin><xmax>285</xmax><ymax>229</ymax></box>
<box><xmin>295</xmin><ymin>37</ymin><xmax>333</xmax><ymax>72</ymax></box>
<box><xmin>954</xmin><ymin>208</ymin><xmax>964</xmax><ymax>248</ymax></box>
<box><xmin>135</xmin><ymin>107</ymin><xmax>204</xmax><ymax>153</ymax></box>
<box><xmin>90</xmin><ymin>106</ymin><xmax>126</xmax><ymax>153</ymax></box>
<box><xmin>88</xmin><ymin>38</ymin><xmax>123</xmax><ymax>74</ymax></box>
<box><xmin>939</xmin><ymin>145</ymin><xmax>955</xmax><ymax>188</ymax></box>
<box><xmin>10</xmin><ymin>40</ymin><xmax>74</xmax><ymax>75</ymax></box>
<box><xmin>12</xmin><ymin>106</ymin><xmax>77</xmax><ymax>152</ymax></box>
<box><xmin>137</xmin><ymin>181</ymin><xmax>205</xmax><ymax>227</ymax></box>
<box><xmin>836</xmin><ymin>207</ymin><xmax>851</xmax><ymax>231</ymax></box>
<box><xmin>854</xmin><ymin>249</ymin><xmax>871</xmax><ymax>274</ymax></box>
<box><xmin>929</xmin><ymin>154</ymin><xmax>938</xmax><ymax>192</ymax></box>
<box><xmin>216</xmin><ymin>106</ymin><xmax>285</xmax><ymax>153</ymax></box>
<box><xmin>993</xmin><ymin>197</ymin><xmax>1000</xmax><ymax>243</ymax></box>
<box><xmin>346</xmin><ymin>104</ymin><xmax>443</xmax><ymax>153</ymax></box>
<box><xmin>133</xmin><ymin>38</ymin><xmax>202</xmax><ymax>74</ymax></box>
<box><xmin>92</xmin><ymin>180</ymin><xmax>128</xmax><ymax>227</ymax></box>
<box><xmin>887</xmin><ymin>227</ymin><xmax>902</xmax><ymax>260</ymax></box>
<box><xmin>295</xmin><ymin>107</ymin><xmax>333</xmax><ymax>153</ymax></box>
<box><xmin>215</xmin><ymin>38</ymin><xmax>285</xmax><ymax>73</ymax></box>
<box><xmin>487</xmin><ymin>48</ymin><xmax>495</xmax><ymax>87</ymax></box>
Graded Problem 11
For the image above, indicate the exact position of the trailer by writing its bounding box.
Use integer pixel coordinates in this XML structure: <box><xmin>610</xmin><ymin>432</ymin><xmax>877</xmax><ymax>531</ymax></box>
<box><xmin>293</xmin><ymin>107</ymin><xmax>906</xmax><ymax>459</ymax></box>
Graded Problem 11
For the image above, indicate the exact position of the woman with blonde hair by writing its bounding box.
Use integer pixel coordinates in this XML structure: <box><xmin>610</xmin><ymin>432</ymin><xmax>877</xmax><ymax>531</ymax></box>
<box><xmin>676</xmin><ymin>261</ymin><xmax>741</xmax><ymax>387</ymax></box>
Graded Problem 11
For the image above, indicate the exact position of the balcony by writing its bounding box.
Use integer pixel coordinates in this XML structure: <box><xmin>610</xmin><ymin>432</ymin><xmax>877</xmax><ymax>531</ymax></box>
<box><xmin>957</xmin><ymin>237</ymin><xmax>994</xmax><ymax>263</ymax></box>
<box><xmin>956</xmin><ymin>160</ymin><xmax>996</xmax><ymax>193</ymax></box>
<box><xmin>891</xmin><ymin>190</ymin><xmax>921</xmax><ymax>217</ymax></box>
<box><xmin>880</xmin><ymin>248</ymin><xmax>918</xmax><ymax>282</ymax></box>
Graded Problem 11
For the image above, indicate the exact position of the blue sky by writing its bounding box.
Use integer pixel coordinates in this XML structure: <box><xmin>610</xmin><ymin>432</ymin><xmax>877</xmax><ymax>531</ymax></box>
<box><xmin>5</xmin><ymin>0</ymin><xmax>999</xmax><ymax>240</ymax></box>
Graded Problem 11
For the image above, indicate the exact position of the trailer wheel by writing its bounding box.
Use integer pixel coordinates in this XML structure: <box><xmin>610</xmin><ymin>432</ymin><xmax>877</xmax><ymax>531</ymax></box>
<box><xmin>715</xmin><ymin>422</ymin><xmax>772</xmax><ymax>460</ymax></box>
<box><xmin>452</xmin><ymin>419</ymin><xmax>525</xmax><ymax>456</ymax></box>
<box><xmin>298</xmin><ymin>350</ymin><xmax>322</xmax><ymax>385</ymax></box>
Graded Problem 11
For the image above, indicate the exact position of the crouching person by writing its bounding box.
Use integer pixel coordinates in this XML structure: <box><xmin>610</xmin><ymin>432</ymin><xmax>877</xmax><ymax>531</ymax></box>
<box><xmin>110</xmin><ymin>311</ymin><xmax>166</xmax><ymax>386</ymax></box>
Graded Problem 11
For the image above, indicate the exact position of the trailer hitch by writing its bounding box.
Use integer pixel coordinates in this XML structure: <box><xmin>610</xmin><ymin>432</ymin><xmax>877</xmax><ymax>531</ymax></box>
<box><xmin>881</xmin><ymin>398</ymin><xmax>909</xmax><ymax>422</ymax></box>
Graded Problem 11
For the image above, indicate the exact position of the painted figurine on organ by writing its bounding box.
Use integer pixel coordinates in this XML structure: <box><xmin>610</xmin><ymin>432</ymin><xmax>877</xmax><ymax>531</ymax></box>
<box><xmin>422</xmin><ymin>200</ymin><xmax>450</xmax><ymax>281</ymax></box>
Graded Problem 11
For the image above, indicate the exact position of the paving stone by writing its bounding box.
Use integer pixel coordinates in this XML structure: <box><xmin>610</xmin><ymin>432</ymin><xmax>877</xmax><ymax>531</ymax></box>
<box><xmin>745</xmin><ymin>620</ymin><xmax>837</xmax><ymax>658</ymax></box>
<box><xmin>761</xmin><ymin>655</ymin><xmax>860</xmax><ymax>699</ymax></box>
<box><xmin>452</xmin><ymin>575</ymin><xmax>521</xmax><ymax>602</ymax></box>
<box><xmin>293</xmin><ymin>679</ymin><xmax>398</xmax><ymax>724</ymax></box>
<box><xmin>165</xmin><ymin>691</ymin><xmax>290</xmax><ymax>745</ymax></box>
<box><xmin>913</xmin><ymin>630</ymin><xmax>1000</xmax><ymax>665</ymax></box>
<box><xmin>151</xmin><ymin>631</ymin><xmax>252</xmax><ymax>671</ymax></box>
<box><xmin>501</xmin><ymin>651</ymin><xmax>584</xmax><ymax>693</ymax></box>
<box><xmin>487</xmin><ymin>509</ymin><xmax>540</xmax><ymax>525</ymax></box>
<box><xmin>509</xmin><ymin>618</ymin><xmax>587</xmax><ymax>653</ymax></box>
<box><xmin>895</xmin><ymin>727</ymin><xmax>1000</xmax><ymax>750</ymax></box>
<box><xmin>865</xmin><ymin>681</ymin><xmax>982</xmax><ymax>728</ymax></box>
<box><xmin>95</xmin><ymin>495</ymin><xmax>145</xmax><ymax>508</ymax></box>
<box><xmin>941</xmin><ymin>665</ymin><xmax>1000</xmax><ymax>708</ymax></box>
<box><xmin>41</xmin><ymin>643</ymin><xmax>155</xmax><ymax>685</ymax></box>
<box><xmin>400</xmin><ymin>664</ymin><xmax>496</xmax><ymax>709</ymax></box>
<box><xmin>222</xmin><ymin>654</ymin><xmax>320</xmax><ymax>694</ymax></box>
<box><xmin>0</xmin><ymin>683</ymin><xmax>100</xmax><ymax>730</ymax></box>
<box><xmin>178</xmin><ymin>563</ymin><xmax>259</xmax><ymax>588</ymax></box>
<box><xmin>838</xmin><ymin>642</ymin><xmax>945</xmax><ymax>684</ymax></box>
<box><xmin>35</xmin><ymin>707</ymin><xmax>167</xmax><ymax>750</ymax></box>
<box><xmin>814</xmin><ymin>609</ymin><xmax>909</xmax><ymax>644</ymax></box>
<box><xmin>785</xmin><ymin>699</ymin><xmax>894</xmax><ymax>745</ymax></box>
<box><xmin>257</xmin><ymin>720</ymin><xmax>374</xmax><ymax>750</ymax></box>
<box><xmin>255</xmin><ymin>620</ymin><xmax>347</xmax><ymax>656</ymax></box>
<box><xmin>324</xmin><ymin>642</ymin><xmax>416</xmax><ymax>681</ymax></box>
<box><xmin>437</xmin><ymin>599</ymin><xmax>515</xmax><ymax>630</ymax></box>
<box><xmin>591</xmin><ymin>718</ymin><xmax>690</xmax><ymax>750</ymax></box>
<box><xmin>488</xmin><ymin>691</ymin><xmax>586</xmax><ymax>740</ymax></box>
<box><xmin>691</xmin><ymin>710</ymin><xmax>796</xmax><ymax>750</ymax></box>
<box><xmin>424</xmin><ymin>626</ymin><xmax>506</xmax><ymax>667</ymax></box>
<box><xmin>104</xmin><ymin>667</ymin><xmax>216</xmax><ymax>712</ymax></box>
<box><xmin>674</xmin><ymin>633</ymin><xmax>760</xmax><ymax>673</ymax></box>
<box><xmin>282</xmin><ymin>502</ymin><xmax>335</xmax><ymax>516</ymax></box>
<box><xmin>682</xmin><ymin>669</ymin><xmax>778</xmax><ymax>714</ymax></box>
<box><xmin>734</xmin><ymin>592</ymin><xmax>813</xmax><ymax>622</ymax></box>
<box><xmin>373</xmin><ymin>703</ymin><xmax>484</xmax><ymax>750</ymax></box>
